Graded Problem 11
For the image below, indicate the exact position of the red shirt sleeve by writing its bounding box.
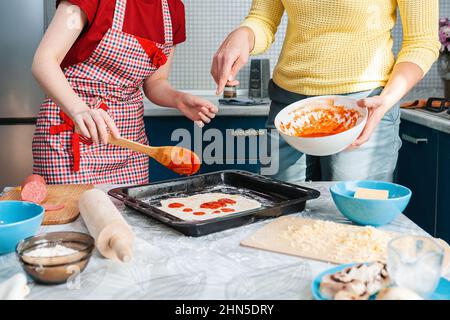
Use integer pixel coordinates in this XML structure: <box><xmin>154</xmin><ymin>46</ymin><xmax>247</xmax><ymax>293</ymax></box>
<box><xmin>56</xmin><ymin>0</ymin><xmax>99</xmax><ymax>25</ymax></box>
<box><xmin>170</xmin><ymin>0</ymin><xmax>186</xmax><ymax>45</ymax></box>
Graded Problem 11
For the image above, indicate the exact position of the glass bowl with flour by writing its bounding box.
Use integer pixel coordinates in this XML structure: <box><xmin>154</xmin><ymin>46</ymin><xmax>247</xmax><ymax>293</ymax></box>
<box><xmin>16</xmin><ymin>231</ymin><xmax>95</xmax><ymax>284</ymax></box>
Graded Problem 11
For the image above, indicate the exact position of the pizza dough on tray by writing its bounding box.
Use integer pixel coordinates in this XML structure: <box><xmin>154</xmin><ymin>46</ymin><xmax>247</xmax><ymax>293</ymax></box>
<box><xmin>159</xmin><ymin>192</ymin><xmax>262</xmax><ymax>221</ymax></box>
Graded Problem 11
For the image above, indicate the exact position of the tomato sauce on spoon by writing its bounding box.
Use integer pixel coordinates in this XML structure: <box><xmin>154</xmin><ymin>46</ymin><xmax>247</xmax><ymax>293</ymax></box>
<box><xmin>166</xmin><ymin>147</ymin><xmax>201</xmax><ymax>176</ymax></box>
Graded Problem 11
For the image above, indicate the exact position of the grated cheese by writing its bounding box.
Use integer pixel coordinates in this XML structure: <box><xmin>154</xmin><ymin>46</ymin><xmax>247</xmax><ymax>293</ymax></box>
<box><xmin>283</xmin><ymin>220</ymin><xmax>392</xmax><ymax>263</ymax></box>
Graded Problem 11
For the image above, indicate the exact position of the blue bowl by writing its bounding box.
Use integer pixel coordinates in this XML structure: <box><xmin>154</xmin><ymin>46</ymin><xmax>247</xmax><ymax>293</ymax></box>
<box><xmin>0</xmin><ymin>201</ymin><xmax>44</xmax><ymax>254</ymax></box>
<box><xmin>330</xmin><ymin>180</ymin><xmax>412</xmax><ymax>226</ymax></box>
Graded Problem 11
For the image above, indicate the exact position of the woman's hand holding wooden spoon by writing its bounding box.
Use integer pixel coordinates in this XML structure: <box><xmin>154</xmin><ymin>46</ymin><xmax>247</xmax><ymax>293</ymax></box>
<box><xmin>71</xmin><ymin>107</ymin><xmax>121</xmax><ymax>144</ymax></box>
<box><xmin>70</xmin><ymin>98</ymin><xmax>120</xmax><ymax>144</ymax></box>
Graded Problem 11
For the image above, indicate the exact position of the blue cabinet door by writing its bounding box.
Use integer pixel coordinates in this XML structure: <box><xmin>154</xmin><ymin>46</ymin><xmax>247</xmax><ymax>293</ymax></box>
<box><xmin>437</xmin><ymin>132</ymin><xmax>450</xmax><ymax>242</ymax></box>
<box><xmin>145</xmin><ymin>116</ymin><xmax>267</xmax><ymax>182</ymax></box>
<box><xmin>396</xmin><ymin>120</ymin><xmax>438</xmax><ymax>235</ymax></box>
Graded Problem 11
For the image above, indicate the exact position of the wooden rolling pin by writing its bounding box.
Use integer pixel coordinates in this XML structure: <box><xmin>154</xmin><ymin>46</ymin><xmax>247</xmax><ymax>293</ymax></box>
<box><xmin>79</xmin><ymin>189</ymin><xmax>134</xmax><ymax>263</ymax></box>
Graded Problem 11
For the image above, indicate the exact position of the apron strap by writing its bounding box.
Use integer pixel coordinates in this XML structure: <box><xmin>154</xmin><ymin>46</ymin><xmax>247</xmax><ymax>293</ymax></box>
<box><xmin>161</xmin><ymin>0</ymin><xmax>173</xmax><ymax>47</ymax></box>
<box><xmin>112</xmin><ymin>0</ymin><xmax>127</xmax><ymax>31</ymax></box>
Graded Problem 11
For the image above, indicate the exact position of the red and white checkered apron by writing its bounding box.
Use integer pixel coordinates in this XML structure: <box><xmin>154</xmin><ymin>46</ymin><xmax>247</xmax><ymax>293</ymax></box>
<box><xmin>32</xmin><ymin>0</ymin><xmax>173</xmax><ymax>184</ymax></box>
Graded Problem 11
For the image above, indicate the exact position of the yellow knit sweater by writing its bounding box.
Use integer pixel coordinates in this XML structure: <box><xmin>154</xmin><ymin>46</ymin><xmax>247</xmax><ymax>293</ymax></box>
<box><xmin>240</xmin><ymin>0</ymin><xmax>441</xmax><ymax>95</ymax></box>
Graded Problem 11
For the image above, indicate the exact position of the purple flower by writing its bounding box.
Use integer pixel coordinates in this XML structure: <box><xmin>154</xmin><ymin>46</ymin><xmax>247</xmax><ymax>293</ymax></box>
<box><xmin>439</xmin><ymin>18</ymin><xmax>449</xmax><ymax>27</ymax></box>
<box><xmin>439</xmin><ymin>18</ymin><xmax>450</xmax><ymax>53</ymax></box>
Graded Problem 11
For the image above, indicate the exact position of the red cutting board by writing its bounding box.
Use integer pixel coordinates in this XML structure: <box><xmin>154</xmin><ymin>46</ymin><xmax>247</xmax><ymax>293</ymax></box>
<box><xmin>0</xmin><ymin>184</ymin><xmax>93</xmax><ymax>225</ymax></box>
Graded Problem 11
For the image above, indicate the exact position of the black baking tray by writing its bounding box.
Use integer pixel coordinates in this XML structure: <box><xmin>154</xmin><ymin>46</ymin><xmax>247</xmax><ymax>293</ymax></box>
<box><xmin>108</xmin><ymin>170</ymin><xmax>320</xmax><ymax>237</ymax></box>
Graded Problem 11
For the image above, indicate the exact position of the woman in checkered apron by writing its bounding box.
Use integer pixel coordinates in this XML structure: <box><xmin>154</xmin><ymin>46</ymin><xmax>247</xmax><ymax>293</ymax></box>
<box><xmin>32</xmin><ymin>0</ymin><xmax>217</xmax><ymax>184</ymax></box>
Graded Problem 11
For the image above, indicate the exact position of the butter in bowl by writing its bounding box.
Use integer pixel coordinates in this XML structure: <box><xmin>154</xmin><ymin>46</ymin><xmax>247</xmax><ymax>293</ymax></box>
<box><xmin>16</xmin><ymin>232</ymin><xmax>95</xmax><ymax>285</ymax></box>
<box><xmin>330</xmin><ymin>180</ymin><xmax>412</xmax><ymax>226</ymax></box>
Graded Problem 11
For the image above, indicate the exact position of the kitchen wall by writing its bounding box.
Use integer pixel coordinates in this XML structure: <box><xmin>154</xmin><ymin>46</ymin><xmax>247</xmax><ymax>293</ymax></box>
<box><xmin>171</xmin><ymin>0</ymin><xmax>450</xmax><ymax>91</ymax></box>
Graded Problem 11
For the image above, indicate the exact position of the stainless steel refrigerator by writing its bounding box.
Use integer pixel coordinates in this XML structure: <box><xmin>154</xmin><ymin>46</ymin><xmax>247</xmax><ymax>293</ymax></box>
<box><xmin>0</xmin><ymin>0</ymin><xmax>55</xmax><ymax>189</ymax></box>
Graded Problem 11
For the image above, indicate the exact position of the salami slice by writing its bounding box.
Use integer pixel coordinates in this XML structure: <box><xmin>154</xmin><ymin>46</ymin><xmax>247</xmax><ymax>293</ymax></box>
<box><xmin>21</xmin><ymin>174</ymin><xmax>47</xmax><ymax>204</ymax></box>
<box><xmin>43</xmin><ymin>203</ymin><xmax>65</xmax><ymax>211</ymax></box>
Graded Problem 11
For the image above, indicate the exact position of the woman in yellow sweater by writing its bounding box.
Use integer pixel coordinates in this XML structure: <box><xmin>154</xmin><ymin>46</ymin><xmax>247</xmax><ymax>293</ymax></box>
<box><xmin>211</xmin><ymin>0</ymin><xmax>440</xmax><ymax>183</ymax></box>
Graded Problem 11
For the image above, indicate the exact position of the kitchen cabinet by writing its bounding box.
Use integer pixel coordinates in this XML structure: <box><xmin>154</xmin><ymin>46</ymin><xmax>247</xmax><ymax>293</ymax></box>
<box><xmin>397</xmin><ymin>120</ymin><xmax>439</xmax><ymax>236</ymax></box>
<box><xmin>437</xmin><ymin>133</ymin><xmax>450</xmax><ymax>242</ymax></box>
<box><xmin>397</xmin><ymin>119</ymin><xmax>450</xmax><ymax>242</ymax></box>
<box><xmin>144</xmin><ymin>116</ymin><xmax>267</xmax><ymax>182</ymax></box>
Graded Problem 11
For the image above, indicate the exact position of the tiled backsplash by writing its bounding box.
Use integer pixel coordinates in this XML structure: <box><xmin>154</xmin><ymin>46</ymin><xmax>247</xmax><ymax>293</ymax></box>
<box><xmin>171</xmin><ymin>0</ymin><xmax>450</xmax><ymax>91</ymax></box>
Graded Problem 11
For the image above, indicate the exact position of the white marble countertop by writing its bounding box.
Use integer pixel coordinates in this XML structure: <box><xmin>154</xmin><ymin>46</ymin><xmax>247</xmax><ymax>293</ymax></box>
<box><xmin>400</xmin><ymin>109</ymin><xmax>450</xmax><ymax>135</ymax></box>
<box><xmin>0</xmin><ymin>182</ymin><xmax>441</xmax><ymax>300</ymax></box>
<box><xmin>399</xmin><ymin>87</ymin><xmax>450</xmax><ymax>135</ymax></box>
<box><xmin>143</xmin><ymin>88</ymin><xmax>450</xmax><ymax>135</ymax></box>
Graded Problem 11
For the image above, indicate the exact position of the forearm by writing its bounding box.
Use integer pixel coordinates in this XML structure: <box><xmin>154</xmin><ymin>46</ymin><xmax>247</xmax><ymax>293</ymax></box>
<box><xmin>236</xmin><ymin>26</ymin><xmax>256</xmax><ymax>53</ymax></box>
<box><xmin>143</xmin><ymin>78</ymin><xmax>183</xmax><ymax>108</ymax></box>
<box><xmin>353</xmin><ymin>62</ymin><xmax>425</xmax><ymax>147</ymax></box>
<box><xmin>31</xmin><ymin>0</ymin><xmax>89</xmax><ymax>118</ymax></box>
<box><xmin>32</xmin><ymin>56</ymin><xmax>88</xmax><ymax>117</ymax></box>
<box><xmin>380</xmin><ymin>62</ymin><xmax>424</xmax><ymax>111</ymax></box>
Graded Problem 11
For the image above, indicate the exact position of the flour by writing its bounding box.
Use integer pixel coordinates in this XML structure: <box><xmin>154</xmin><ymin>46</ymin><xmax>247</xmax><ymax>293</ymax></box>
<box><xmin>24</xmin><ymin>244</ymin><xmax>78</xmax><ymax>258</ymax></box>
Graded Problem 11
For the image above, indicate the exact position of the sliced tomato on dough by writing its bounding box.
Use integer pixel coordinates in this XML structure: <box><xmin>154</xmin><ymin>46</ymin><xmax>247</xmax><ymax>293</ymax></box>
<box><xmin>168</xmin><ymin>202</ymin><xmax>184</xmax><ymax>208</ymax></box>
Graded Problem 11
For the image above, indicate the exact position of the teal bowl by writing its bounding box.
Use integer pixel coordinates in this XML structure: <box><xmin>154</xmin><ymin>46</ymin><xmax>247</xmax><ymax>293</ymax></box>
<box><xmin>330</xmin><ymin>181</ymin><xmax>412</xmax><ymax>226</ymax></box>
<box><xmin>0</xmin><ymin>201</ymin><xmax>44</xmax><ymax>254</ymax></box>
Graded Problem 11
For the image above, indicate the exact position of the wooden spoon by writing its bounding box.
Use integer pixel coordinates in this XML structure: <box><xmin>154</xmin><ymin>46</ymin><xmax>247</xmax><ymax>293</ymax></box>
<box><xmin>108</xmin><ymin>134</ymin><xmax>201</xmax><ymax>175</ymax></box>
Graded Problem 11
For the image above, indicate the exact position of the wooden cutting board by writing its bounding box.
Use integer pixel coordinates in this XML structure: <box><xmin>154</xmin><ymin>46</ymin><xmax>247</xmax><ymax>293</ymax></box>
<box><xmin>0</xmin><ymin>184</ymin><xmax>93</xmax><ymax>225</ymax></box>
<box><xmin>241</xmin><ymin>216</ymin><xmax>450</xmax><ymax>275</ymax></box>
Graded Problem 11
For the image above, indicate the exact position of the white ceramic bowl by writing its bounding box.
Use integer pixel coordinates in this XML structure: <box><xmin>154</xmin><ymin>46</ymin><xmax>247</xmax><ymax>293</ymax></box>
<box><xmin>274</xmin><ymin>95</ymin><xmax>368</xmax><ymax>156</ymax></box>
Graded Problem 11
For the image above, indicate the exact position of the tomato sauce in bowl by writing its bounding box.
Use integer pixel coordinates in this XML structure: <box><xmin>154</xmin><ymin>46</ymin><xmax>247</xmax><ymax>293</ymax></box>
<box><xmin>279</xmin><ymin>104</ymin><xmax>361</xmax><ymax>138</ymax></box>
<box><xmin>274</xmin><ymin>96</ymin><xmax>368</xmax><ymax>156</ymax></box>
